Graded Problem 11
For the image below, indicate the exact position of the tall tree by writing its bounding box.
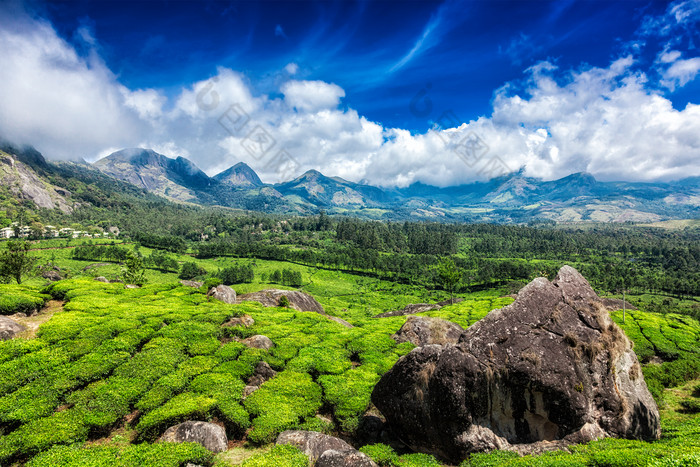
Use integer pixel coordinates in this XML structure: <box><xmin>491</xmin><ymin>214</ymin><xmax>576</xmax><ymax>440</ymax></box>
<box><xmin>437</xmin><ymin>258</ymin><xmax>461</xmax><ymax>304</ymax></box>
<box><xmin>0</xmin><ymin>240</ymin><xmax>37</xmax><ymax>284</ymax></box>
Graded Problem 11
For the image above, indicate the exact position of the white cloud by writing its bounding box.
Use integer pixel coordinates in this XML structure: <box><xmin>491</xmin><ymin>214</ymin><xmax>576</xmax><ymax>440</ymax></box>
<box><xmin>285</xmin><ymin>62</ymin><xmax>299</xmax><ymax>75</ymax></box>
<box><xmin>281</xmin><ymin>80</ymin><xmax>345</xmax><ymax>112</ymax></box>
<box><xmin>660</xmin><ymin>57</ymin><xmax>700</xmax><ymax>90</ymax></box>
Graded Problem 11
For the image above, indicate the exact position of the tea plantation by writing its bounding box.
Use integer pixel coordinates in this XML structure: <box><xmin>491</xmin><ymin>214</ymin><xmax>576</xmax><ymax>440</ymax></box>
<box><xmin>0</xmin><ymin>246</ymin><xmax>699</xmax><ymax>466</ymax></box>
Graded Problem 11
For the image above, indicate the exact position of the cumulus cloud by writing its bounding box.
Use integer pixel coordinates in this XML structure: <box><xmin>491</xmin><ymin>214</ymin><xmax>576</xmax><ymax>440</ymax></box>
<box><xmin>1</xmin><ymin>1</ymin><xmax>699</xmax><ymax>187</ymax></box>
<box><xmin>281</xmin><ymin>80</ymin><xmax>345</xmax><ymax>112</ymax></box>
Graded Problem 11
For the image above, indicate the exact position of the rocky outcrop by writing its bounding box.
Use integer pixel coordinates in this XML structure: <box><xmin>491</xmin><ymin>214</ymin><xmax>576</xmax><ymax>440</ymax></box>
<box><xmin>238</xmin><ymin>289</ymin><xmax>324</xmax><ymax>313</ymax></box>
<box><xmin>372</xmin><ymin>266</ymin><xmax>660</xmax><ymax>464</ymax></box>
<box><xmin>276</xmin><ymin>430</ymin><xmax>377</xmax><ymax>466</ymax></box>
<box><xmin>0</xmin><ymin>317</ymin><xmax>26</xmax><ymax>340</ymax></box>
<box><xmin>180</xmin><ymin>280</ymin><xmax>203</xmax><ymax>288</ymax></box>
<box><xmin>94</xmin><ymin>276</ymin><xmax>110</xmax><ymax>283</ymax></box>
<box><xmin>0</xmin><ymin>149</ymin><xmax>72</xmax><ymax>213</ymax></box>
<box><xmin>208</xmin><ymin>285</ymin><xmax>237</xmax><ymax>304</ymax></box>
<box><xmin>242</xmin><ymin>335</ymin><xmax>274</xmax><ymax>350</ymax></box>
<box><xmin>392</xmin><ymin>316</ymin><xmax>464</xmax><ymax>346</ymax></box>
<box><xmin>158</xmin><ymin>421</ymin><xmax>227</xmax><ymax>453</ymax></box>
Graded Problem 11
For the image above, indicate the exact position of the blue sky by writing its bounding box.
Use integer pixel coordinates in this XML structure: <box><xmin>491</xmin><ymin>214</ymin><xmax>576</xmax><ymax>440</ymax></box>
<box><xmin>1</xmin><ymin>0</ymin><xmax>700</xmax><ymax>186</ymax></box>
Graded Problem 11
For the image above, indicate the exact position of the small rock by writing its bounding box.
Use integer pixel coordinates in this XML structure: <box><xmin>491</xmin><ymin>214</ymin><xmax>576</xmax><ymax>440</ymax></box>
<box><xmin>94</xmin><ymin>276</ymin><xmax>109</xmax><ymax>283</ymax></box>
<box><xmin>158</xmin><ymin>421</ymin><xmax>227</xmax><ymax>453</ymax></box>
<box><xmin>125</xmin><ymin>284</ymin><xmax>140</xmax><ymax>289</ymax></box>
<box><xmin>248</xmin><ymin>361</ymin><xmax>277</xmax><ymax>387</ymax></box>
<box><xmin>242</xmin><ymin>385</ymin><xmax>259</xmax><ymax>399</ymax></box>
<box><xmin>41</xmin><ymin>270</ymin><xmax>62</xmax><ymax>281</ymax></box>
<box><xmin>180</xmin><ymin>280</ymin><xmax>203</xmax><ymax>288</ymax></box>
<box><xmin>315</xmin><ymin>449</ymin><xmax>379</xmax><ymax>467</ymax></box>
<box><xmin>0</xmin><ymin>317</ymin><xmax>26</xmax><ymax>340</ymax></box>
<box><xmin>222</xmin><ymin>315</ymin><xmax>255</xmax><ymax>328</ymax></box>
<box><xmin>276</xmin><ymin>430</ymin><xmax>354</xmax><ymax>464</ymax></box>
<box><xmin>391</xmin><ymin>315</ymin><xmax>464</xmax><ymax>346</ymax></box>
<box><xmin>208</xmin><ymin>285</ymin><xmax>237</xmax><ymax>304</ymax></box>
<box><xmin>242</xmin><ymin>335</ymin><xmax>273</xmax><ymax>350</ymax></box>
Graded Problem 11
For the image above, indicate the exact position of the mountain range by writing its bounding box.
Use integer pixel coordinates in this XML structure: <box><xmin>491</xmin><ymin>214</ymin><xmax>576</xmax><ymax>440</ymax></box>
<box><xmin>3</xmin><ymin>144</ymin><xmax>700</xmax><ymax>223</ymax></box>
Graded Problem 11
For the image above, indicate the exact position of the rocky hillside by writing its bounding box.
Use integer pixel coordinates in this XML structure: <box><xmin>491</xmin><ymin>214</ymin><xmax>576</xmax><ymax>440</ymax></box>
<box><xmin>0</xmin><ymin>147</ymin><xmax>72</xmax><ymax>213</ymax></box>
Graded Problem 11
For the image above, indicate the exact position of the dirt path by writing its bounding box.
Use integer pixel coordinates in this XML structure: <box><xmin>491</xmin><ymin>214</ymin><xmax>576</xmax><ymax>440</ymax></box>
<box><xmin>12</xmin><ymin>299</ymin><xmax>65</xmax><ymax>338</ymax></box>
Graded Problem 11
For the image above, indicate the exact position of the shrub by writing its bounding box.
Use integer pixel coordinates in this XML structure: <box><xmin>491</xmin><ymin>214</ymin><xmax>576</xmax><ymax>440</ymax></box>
<box><xmin>179</xmin><ymin>261</ymin><xmax>205</xmax><ymax>280</ymax></box>
<box><xmin>239</xmin><ymin>444</ymin><xmax>308</xmax><ymax>467</ymax></box>
<box><xmin>0</xmin><ymin>285</ymin><xmax>48</xmax><ymax>315</ymax></box>
<box><xmin>360</xmin><ymin>443</ymin><xmax>400</xmax><ymax>466</ymax></box>
<box><xmin>136</xmin><ymin>392</ymin><xmax>216</xmax><ymax>441</ymax></box>
<box><xmin>26</xmin><ymin>442</ymin><xmax>213</xmax><ymax>467</ymax></box>
<box><xmin>244</xmin><ymin>371</ymin><xmax>322</xmax><ymax>444</ymax></box>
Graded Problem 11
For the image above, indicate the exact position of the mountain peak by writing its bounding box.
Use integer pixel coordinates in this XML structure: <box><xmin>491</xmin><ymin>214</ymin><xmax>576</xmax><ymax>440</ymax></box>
<box><xmin>213</xmin><ymin>162</ymin><xmax>263</xmax><ymax>187</ymax></box>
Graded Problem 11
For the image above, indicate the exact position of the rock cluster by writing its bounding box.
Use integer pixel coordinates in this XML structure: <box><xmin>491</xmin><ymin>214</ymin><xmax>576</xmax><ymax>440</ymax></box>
<box><xmin>372</xmin><ymin>266</ymin><xmax>660</xmax><ymax>464</ymax></box>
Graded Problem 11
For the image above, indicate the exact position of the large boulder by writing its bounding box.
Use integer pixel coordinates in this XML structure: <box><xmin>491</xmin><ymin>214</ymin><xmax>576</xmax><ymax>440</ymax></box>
<box><xmin>238</xmin><ymin>289</ymin><xmax>324</xmax><ymax>313</ymax></box>
<box><xmin>158</xmin><ymin>421</ymin><xmax>227</xmax><ymax>453</ymax></box>
<box><xmin>372</xmin><ymin>266</ymin><xmax>660</xmax><ymax>464</ymax></box>
<box><xmin>0</xmin><ymin>317</ymin><xmax>26</xmax><ymax>340</ymax></box>
<box><xmin>276</xmin><ymin>431</ymin><xmax>377</xmax><ymax>466</ymax></box>
<box><xmin>392</xmin><ymin>316</ymin><xmax>464</xmax><ymax>346</ymax></box>
<box><xmin>208</xmin><ymin>285</ymin><xmax>237</xmax><ymax>304</ymax></box>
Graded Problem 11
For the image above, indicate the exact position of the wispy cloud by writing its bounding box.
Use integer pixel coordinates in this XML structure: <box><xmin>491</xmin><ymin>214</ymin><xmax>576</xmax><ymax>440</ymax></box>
<box><xmin>388</xmin><ymin>12</ymin><xmax>443</xmax><ymax>73</ymax></box>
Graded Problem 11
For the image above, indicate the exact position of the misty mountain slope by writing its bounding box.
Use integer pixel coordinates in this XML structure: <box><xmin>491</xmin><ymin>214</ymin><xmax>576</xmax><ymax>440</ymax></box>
<box><xmin>93</xmin><ymin>148</ymin><xmax>214</xmax><ymax>204</ymax></box>
<box><xmin>274</xmin><ymin>169</ymin><xmax>391</xmax><ymax>207</ymax></box>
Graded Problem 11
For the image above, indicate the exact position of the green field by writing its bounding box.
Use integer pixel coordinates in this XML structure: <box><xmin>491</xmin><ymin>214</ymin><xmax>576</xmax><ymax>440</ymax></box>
<box><xmin>0</xmin><ymin>242</ymin><xmax>699</xmax><ymax>466</ymax></box>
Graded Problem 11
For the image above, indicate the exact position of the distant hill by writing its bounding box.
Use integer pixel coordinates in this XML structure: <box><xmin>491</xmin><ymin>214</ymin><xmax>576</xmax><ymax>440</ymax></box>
<box><xmin>3</xmin><ymin>144</ymin><xmax>699</xmax><ymax>223</ymax></box>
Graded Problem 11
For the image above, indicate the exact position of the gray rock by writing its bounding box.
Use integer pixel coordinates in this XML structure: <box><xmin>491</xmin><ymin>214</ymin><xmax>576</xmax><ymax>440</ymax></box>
<box><xmin>238</xmin><ymin>289</ymin><xmax>324</xmax><ymax>313</ymax></box>
<box><xmin>0</xmin><ymin>317</ymin><xmax>26</xmax><ymax>340</ymax></box>
<box><xmin>158</xmin><ymin>421</ymin><xmax>227</xmax><ymax>453</ymax></box>
<box><xmin>94</xmin><ymin>276</ymin><xmax>109</xmax><ymax>283</ymax></box>
<box><xmin>275</xmin><ymin>430</ymin><xmax>354</xmax><ymax>464</ymax></box>
<box><xmin>242</xmin><ymin>334</ymin><xmax>274</xmax><ymax>350</ymax></box>
<box><xmin>392</xmin><ymin>315</ymin><xmax>464</xmax><ymax>346</ymax></box>
<box><xmin>180</xmin><ymin>280</ymin><xmax>203</xmax><ymax>288</ymax></box>
<box><xmin>208</xmin><ymin>285</ymin><xmax>237</xmax><ymax>304</ymax></box>
<box><xmin>222</xmin><ymin>315</ymin><xmax>255</xmax><ymax>328</ymax></box>
<box><xmin>125</xmin><ymin>284</ymin><xmax>140</xmax><ymax>289</ymax></box>
<box><xmin>315</xmin><ymin>449</ymin><xmax>379</xmax><ymax>467</ymax></box>
<box><xmin>41</xmin><ymin>270</ymin><xmax>62</xmax><ymax>281</ymax></box>
<box><xmin>372</xmin><ymin>266</ymin><xmax>660</xmax><ymax>464</ymax></box>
